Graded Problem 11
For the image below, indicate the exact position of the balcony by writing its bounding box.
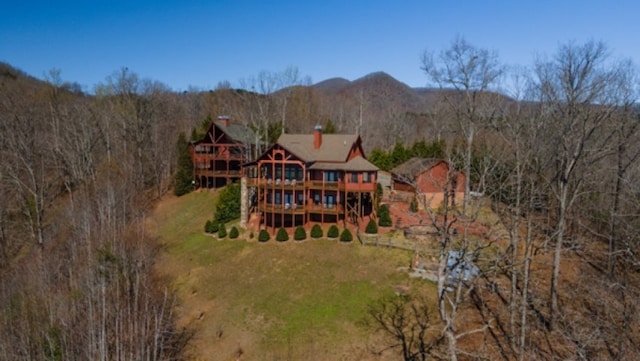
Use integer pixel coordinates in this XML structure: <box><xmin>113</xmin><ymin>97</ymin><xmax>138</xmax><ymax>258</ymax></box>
<box><xmin>195</xmin><ymin>169</ymin><xmax>242</xmax><ymax>177</ymax></box>
<box><xmin>252</xmin><ymin>178</ymin><xmax>306</xmax><ymax>190</ymax></box>
<box><xmin>258</xmin><ymin>203</ymin><xmax>306</xmax><ymax>215</ymax></box>
<box><xmin>307</xmin><ymin>203</ymin><xmax>343</xmax><ymax>214</ymax></box>
<box><xmin>306</xmin><ymin>180</ymin><xmax>342</xmax><ymax>190</ymax></box>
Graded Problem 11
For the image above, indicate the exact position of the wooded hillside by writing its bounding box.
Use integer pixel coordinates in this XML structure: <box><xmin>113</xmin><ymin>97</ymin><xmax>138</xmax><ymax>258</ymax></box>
<box><xmin>1</xmin><ymin>36</ymin><xmax>640</xmax><ymax>360</ymax></box>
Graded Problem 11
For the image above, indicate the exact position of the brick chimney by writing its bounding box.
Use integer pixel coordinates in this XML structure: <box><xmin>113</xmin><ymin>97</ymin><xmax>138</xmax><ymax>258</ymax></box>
<box><xmin>218</xmin><ymin>115</ymin><xmax>230</xmax><ymax>127</ymax></box>
<box><xmin>313</xmin><ymin>125</ymin><xmax>322</xmax><ymax>149</ymax></box>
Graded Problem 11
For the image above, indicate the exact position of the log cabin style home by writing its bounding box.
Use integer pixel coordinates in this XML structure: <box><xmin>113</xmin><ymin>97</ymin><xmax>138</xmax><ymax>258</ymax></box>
<box><xmin>244</xmin><ymin>126</ymin><xmax>379</xmax><ymax>231</ymax></box>
<box><xmin>391</xmin><ymin>157</ymin><xmax>466</xmax><ymax>209</ymax></box>
<box><xmin>190</xmin><ymin>116</ymin><xmax>256</xmax><ymax>188</ymax></box>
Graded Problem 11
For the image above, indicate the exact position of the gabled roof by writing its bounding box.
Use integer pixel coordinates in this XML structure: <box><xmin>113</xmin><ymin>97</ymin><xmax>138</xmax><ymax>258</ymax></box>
<box><xmin>214</xmin><ymin>120</ymin><xmax>256</xmax><ymax>144</ymax></box>
<box><xmin>309</xmin><ymin>156</ymin><xmax>378</xmax><ymax>171</ymax></box>
<box><xmin>390</xmin><ymin>157</ymin><xmax>444</xmax><ymax>180</ymax></box>
<box><xmin>277</xmin><ymin>133</ymin><xmax>360</xmax><ymax>162</ymax></box>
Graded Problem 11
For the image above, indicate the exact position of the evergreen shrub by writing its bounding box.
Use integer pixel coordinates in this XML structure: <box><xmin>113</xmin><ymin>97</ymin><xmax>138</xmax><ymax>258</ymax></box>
<box><xmin>218</xmin><ymin>223</ymin><xmax>227</xmax><ymax>238</ymax></box>
<box><xmin>327</xmin><ymin>225</ymin><xmax>339</xmax><ymax>238</ymax></box>
<box><xmin>294</xmin><ymin>226</ymin><xmax>306</xmax><ymax>241</ymax></box>
<box><xmin>365</xmin><ymin>219</ymin><xmax>378</xmax><ymax>234</ymax></box>
<box><xmin>276</xmin><ymin>227</ymin><xmax>289</xmax><ymax>242</ymax></box>
<box><xmin>378</xmin><ymin>204</ymin><xmax>392</xmax><ymax>227</ymax></box>
<box><xmin>310</xmin><ymin>224</ymin><xmax>323</xmax><ymax>238</ymax></box>
<box><xmin>258</xmin><ymin>230</ymin><xmax>270</xmax><ymax>242</ymax></box>
<box><xmin>229</xmin><ymin>226</ymin><xmax>239</xmax><ymax>239</ymax></box>
<box><xmin>340</xmin><ymin>229</ymin><xmax>353</xmax><ymax>242</ymax></box>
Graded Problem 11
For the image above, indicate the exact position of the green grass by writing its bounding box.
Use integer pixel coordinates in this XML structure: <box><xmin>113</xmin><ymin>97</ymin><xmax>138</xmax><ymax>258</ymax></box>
<box><xmin>153</xmin><ymin>190</ymin><xmax>430</xmax><ymax>358</ymax></box>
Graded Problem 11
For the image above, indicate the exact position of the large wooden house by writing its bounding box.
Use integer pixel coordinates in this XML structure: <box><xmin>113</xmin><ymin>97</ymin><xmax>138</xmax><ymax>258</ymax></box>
<box><xmin>244</xmin><ymin>126</ymin><xmax>378</xmax><ymax>231</ymax></box>
<box><xmin>190</xmin><ymin>116</ymin><xmax>256</xmax><ymax>188</ymax></box>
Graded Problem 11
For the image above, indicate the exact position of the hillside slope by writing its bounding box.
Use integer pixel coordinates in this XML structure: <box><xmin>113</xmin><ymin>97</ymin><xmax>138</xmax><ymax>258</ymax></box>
<box><xmin>150</xmin><ymin>190</ymin><xmax>425</xmax><ymax>360</ymax></box>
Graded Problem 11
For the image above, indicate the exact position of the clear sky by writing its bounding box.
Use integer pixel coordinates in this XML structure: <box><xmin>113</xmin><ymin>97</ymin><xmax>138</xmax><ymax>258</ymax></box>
<box><xmin>2</xmin><ymin>0</ymin><xmax>639</xmax><ymax>92</ymax></box>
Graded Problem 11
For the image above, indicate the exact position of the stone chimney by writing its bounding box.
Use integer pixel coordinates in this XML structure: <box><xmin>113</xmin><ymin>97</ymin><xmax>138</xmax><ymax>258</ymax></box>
<box><xmin>218</xmin><ymin>115</ymin><xmax>230</xmax><ymax>127</ymax></box>
<box><xmin>313</xmin><ymin>125</ymin><xmax>322</xmax><ymax>149</ymax></box>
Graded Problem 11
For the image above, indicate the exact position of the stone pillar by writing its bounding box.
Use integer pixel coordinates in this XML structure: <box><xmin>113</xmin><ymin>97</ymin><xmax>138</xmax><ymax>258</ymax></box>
<box><xmin>240</xmin><ymin>177</ymin><xmax>248</xmax><ymax>228</ymax></box>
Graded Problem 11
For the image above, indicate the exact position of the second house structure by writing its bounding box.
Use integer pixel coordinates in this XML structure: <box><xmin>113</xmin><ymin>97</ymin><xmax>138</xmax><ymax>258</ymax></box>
<box><xmin>244</xmin><ymin>126</ymin><xmax>378</xmax><ymax>231</ymax></box>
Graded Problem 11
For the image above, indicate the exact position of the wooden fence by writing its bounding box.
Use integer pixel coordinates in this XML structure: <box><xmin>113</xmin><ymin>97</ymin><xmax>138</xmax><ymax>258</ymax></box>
<box><xmin>356</xmin><ymin>231</ymin><xmax>438</xmax><ymax>256</ymax></box>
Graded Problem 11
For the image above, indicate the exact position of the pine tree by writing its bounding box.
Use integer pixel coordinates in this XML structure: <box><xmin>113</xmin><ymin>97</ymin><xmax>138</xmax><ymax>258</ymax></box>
<box><xmin>174</xmin><ymin>132</ymin><xmax>194</xmax><ymax>196</ymax></box>
<box><xmin>215</xmin><ymin>183</ymin><xmax>241</xmax><ymax>223</ymax></box>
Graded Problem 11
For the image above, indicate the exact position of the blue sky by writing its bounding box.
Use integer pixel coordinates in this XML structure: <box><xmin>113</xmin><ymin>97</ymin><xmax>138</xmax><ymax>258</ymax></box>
<box><xmin>2</xmin><ymin>1</ymin><xmax>639</xmax><ymax>92</ymax></box>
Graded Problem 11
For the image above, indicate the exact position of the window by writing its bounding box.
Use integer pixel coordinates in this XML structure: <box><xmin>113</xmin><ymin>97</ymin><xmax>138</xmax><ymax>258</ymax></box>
<box><xmin>297</xmin><ymin>193</ymin><xmax>304</xmax><ymax>205</ymax></box>
<box><xmin>275</xmin><ymin>165</ymin><xmax>282</xmax><ymax>179</ymax></box>
<box><xmin>275</xmin><ymin>192</ymin><xmax>281</xmax><ymax>205</ymax></box>
<box><xmin>325</xmin><ymin>171</ymin><xmax>337</xmax><ymax>182</ymax></box>
<box><xmin>350</xmin><ymin>172</ymin><xmax>358</xmax><ymax>183</ymax></box>
<box><xmin>324</xmin><ymin>194</ymin><xmax>335</xmax><ymax>207</ymax></box>
<box><xmin>363</xmin><ymin>172</ymin><xmax>371</xmax><ymax>183</ymax></box>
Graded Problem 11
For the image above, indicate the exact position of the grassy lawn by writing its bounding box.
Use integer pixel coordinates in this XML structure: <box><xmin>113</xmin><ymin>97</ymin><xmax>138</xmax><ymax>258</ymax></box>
<box><xmin>151</xmin><ymin>190</ymin><xmax>434</xmax><ymax>360</ymax></box>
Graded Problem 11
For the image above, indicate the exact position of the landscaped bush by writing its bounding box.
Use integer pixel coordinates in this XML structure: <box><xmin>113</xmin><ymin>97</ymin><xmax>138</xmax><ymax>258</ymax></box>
<box><xmin>294</xmin><ymin>226</ymin><xmax>306</xmax><ymax>241</ymax></box>
<box><xmin>378</xmin><ymin>204</ymin><xmax>392</xmax><ymax>227</ymax></box>
<box><xmin>365</xmin><ymin>219</ymin><xmax>378</xmax><ymax>234</ymax></box>
<box><xmin>205</xmin><ymin>220</ymin><xmax>219</xmax><ymax>233</ymax></box>
<box><xmin>409</xmin><ymin>197</ymin><xmax>418</xmax><ymax>213</ymax></box>
<box><xmin>327</xmin><ymin>225</ymin><xmax>339</xmax><ymax>238</ymax></box>
<box><xmin>310</xmin><ymin>224</ymin><xmax>323</xmax><ymax>238</ymax></box>
<box><xmin>258</xmin><ymin>230</ymin><xmax>270</xmax><ymax>242</ymax></box>
<box><xmin>276</xmin><ymin>227</ymin><xmax>289</xmax><ymax>242</ymax></box>
<box><xmin>229</xmin><ymin>226</ymin><xmax>239</xmax><ymax>239</ymax></box>
<box><xmin>218</xmin><ymin>223</ymin><xmax>227</xmax><ymax>238</ymax></box>
<box><xmin>340</xmin><ymin>229</ymin><xmax>353</xmax><ymax>242</ymax></box>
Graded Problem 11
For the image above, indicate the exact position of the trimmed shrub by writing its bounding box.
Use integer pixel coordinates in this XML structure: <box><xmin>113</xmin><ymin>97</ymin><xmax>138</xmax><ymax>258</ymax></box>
<box><xmin>258</xmin><ymin>230</ymin><xmax>270</xmax><ymax>242</ymax></box>
<box><xmin>249</xmin><ymin>232</ymin><xmax>254</xmax><ymax>239</ymax></box>
<box><xmin>218</xmin><ymin>223</ymin><xmax>227</xmax><ymax>238</ymax></box>
<box><xmin>294</xmin><ymin>226</ymin><xmax>306</xmax><ymax>241</ymax></box>
<box><xmin>340</xmin><ymin>229</ymin><xmax>353</xmax><ymax>242</ymax></box>
<box><xmin>210</xmin><ymin>220</ymin><xmax>219</xmax><ymax>233</ymax></box>
<box><xmin>229</xmin><ymin>226</ymin><xmax>239</xmax><ymax>239</ymax></box>
<box><xmin>378</xmin><ymin>204</ymin><xmax>392</xmax><ymax>227</ymax></box>
<box><xmin>409</xmin><ymin>197</ymin><xmax>418</xmax><ymax>213</ymax></box>
<box><xmin>276</xmin><ymin>227</ymin><xmax>289</xmax><ymax>242</ymax></box>
<box><xmin>365</xmin><ymin>219</ymin><xmax>378</xmax><ymax>234</ymax></box>
<box><xmin>310</xmin><ymin>224</ymin><xmax>323</xmax><ymax>238</ymax></box>
<box><xmin>204</xmin><ymin>220</ymin><xmax>213</xmax><ymax>233</ymax></box>
<box><xmin>327</xmin><ymin>225</ymin><xmax>339</xmax><ymax>238</ymax></box>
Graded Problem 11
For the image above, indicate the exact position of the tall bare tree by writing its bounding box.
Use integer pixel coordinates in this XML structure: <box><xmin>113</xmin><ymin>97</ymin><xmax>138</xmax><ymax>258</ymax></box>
<box><xmin>422</xmin><ymin>36</ymin><xmax>504</xmax><ymax>213</ymax></box>
<box><xmin>533</xmin><ymin>40</ymin><xmax>618</xmax><ymax>329</ymax></box>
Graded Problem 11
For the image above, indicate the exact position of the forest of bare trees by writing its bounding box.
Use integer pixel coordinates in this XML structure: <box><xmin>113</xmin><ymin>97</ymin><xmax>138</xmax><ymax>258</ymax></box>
<box><xmin>1</xmin><ymin>35</ymin><xmax>640</xmax><ymax>360</ymax></box>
